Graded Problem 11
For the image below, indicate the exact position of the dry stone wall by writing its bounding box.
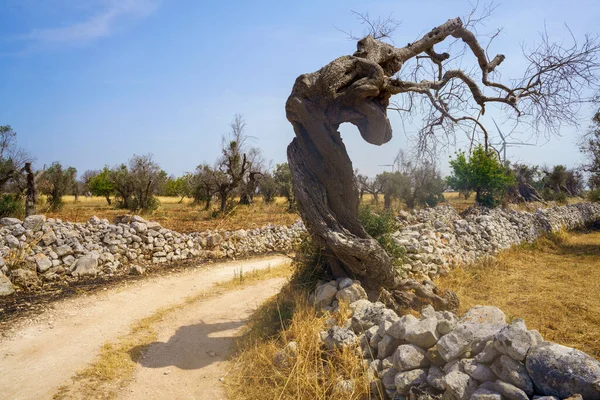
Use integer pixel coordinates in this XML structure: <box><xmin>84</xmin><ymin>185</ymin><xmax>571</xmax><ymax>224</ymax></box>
<box><xmin>392</xmin><ymin>203</ymin><xmax>600</xmax><ymax>279</ymax></box>
<box><xmin>310</xmin><ymin>279</ymin><xmax>600</xmax><ymax>400</ymax></box>
<box><xmin>1</xmin><ymin>202</ymin><xmax>600</xmax><ymax>296</ymax></box>
<box><xmin>0</xmin><ymin>214</ymin><xmax>304</xmax><ymax>295</ymax></box>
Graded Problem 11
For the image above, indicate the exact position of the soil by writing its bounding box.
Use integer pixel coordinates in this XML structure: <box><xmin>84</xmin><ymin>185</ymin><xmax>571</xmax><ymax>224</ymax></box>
<box><xmin>0</xmin><ymin>255</ymin><xmax>290</xmax><ymax>400</ymax></box>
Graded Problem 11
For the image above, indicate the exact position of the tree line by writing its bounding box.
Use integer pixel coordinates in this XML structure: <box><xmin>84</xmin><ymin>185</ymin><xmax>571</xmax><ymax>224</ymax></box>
<box><xmin>0</xmin><ymin>115</ymin><xmax>295</xmax><ymax>217</ymax></box>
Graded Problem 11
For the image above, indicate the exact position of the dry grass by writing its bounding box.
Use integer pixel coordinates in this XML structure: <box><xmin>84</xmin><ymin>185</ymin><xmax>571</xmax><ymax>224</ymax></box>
<box><xmin>443</xmin><ymin>191</ymin><xmax>475</xmax><ymax>212</ymax></box>
<box><xmin>225</xmin><ymin>284</ymin><xmax>373</xmax><ymax>400</ymax></box>
<box><xmin>54</xmin><ymin>263</ymin><xmax>294</xmax><ymax>400</ymax></box>
<box><xmin>436</xmin><ymin>230</ymin><xmax>600</xmax><ymax>360</ymax></box>
<box><xmin>44</xmin><ymin>196</ymin><xmax>299</xmax><ymax>233</ymax></box>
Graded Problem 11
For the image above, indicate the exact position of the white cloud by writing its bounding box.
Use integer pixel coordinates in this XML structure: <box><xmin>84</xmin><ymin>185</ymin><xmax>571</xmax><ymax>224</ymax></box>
<box><xmin>23</xmin><ymin>0</ymin><xmax>157</xmax><ymax>46</ymax></box>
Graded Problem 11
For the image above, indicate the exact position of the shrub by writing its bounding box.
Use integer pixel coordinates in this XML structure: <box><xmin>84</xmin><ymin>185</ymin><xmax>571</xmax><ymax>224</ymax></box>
<box><xmin>448</xmin><ymin>146</ymin><xmax>515</xmax><ymax>207</ymax></box>
<box><xmin>358</xmin><ymin>205</ymin><xmax>405</xmax><ymax>264</ymax></box>
<box><xmin>588</xmin><ymin>188</ymin><xmax>600</xmax><ymax>202</ymax></box>
<box><xmin>0</xmin><ymin>194</ymin><xmax>24</xmax><ymax>218</ymax></box>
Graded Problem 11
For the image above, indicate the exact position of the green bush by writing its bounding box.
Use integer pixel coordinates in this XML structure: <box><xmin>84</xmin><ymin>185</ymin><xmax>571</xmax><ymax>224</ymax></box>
<box><xmin>358</xmin><ymin>205</ymin><xmax>405</xmax><ymax>264</ymax></box>
<box><xmin>448</xmin><ymin>146</ymin><xmax>515</xmax><ymax>207</ymax></box>
<box><xmin>588</xmin><ymin>188</ymin><xmax>600</xmax><ymax>202</ymax></box>
<box><xmin>0</xmin><ymin>194</ymin><xmax>24</xmax><ymax>218</ymax></box>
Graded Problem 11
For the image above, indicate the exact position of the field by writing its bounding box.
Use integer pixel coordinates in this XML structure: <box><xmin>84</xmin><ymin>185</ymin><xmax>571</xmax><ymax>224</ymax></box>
<box><xmin>42</xmin><ymin>196</ymin><xmax>299</xmax><ymax>233</ymax></box>
<box><xmin>436</xmin><ymin>230</ymin><xmax>600</xmax><ymax>359</ymax></box>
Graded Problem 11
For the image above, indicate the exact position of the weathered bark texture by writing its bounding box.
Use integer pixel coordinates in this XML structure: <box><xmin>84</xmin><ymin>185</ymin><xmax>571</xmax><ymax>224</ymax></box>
<box><xmin>285</xmin><ymin>19</ymin><xmax>476</xmax><ymax>311</ymax></box>
<box><xmin>24</xmin><ymin>162</ymin><xmax>36</xmax><ymax>217</ymax></box>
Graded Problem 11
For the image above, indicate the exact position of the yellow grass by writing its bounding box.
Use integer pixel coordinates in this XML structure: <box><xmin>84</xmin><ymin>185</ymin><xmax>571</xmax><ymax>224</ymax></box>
<box><xmin>225</xmin><ymin>283</ymin><xmax>373</xmax><ymax>400</ymax></box>
<box><xmin>44</xmin><ymin>196</ymin><xmax>299</xmax><ymax>233</ymax></box>
<box><xmin>435</xmin><ymin>230</ymin><xmax>600</xmax><ymax>360</ymax></box>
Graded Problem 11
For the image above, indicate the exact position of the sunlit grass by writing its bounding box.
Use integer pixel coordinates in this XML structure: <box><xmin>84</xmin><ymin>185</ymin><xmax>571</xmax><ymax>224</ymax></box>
<box><xmin>436</xmin><ymin>230</ymin><xmax>600</xmax><ymax>360</ymax></box>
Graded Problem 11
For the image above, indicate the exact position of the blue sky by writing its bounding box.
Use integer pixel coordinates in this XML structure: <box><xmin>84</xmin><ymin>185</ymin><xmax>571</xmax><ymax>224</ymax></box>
<box><xmin>1</xmin><ymin>0</ymin><xmax>598</xmax><ymax>177</ymax></box>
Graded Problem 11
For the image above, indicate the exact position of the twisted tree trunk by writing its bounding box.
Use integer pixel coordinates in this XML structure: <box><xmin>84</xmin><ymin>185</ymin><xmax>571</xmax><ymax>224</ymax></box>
<box><xmin>285</xmin><ymin>22</ymin><xmax>464</xmax><ymax>311</ymax></box>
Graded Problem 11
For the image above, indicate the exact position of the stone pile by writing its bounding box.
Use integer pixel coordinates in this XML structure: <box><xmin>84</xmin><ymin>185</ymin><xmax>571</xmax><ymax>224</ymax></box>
<box><xmin>312</xmin><ymin>279</ymin><xmax>600</xmax><ymax>400</ymax></box>
<box><xmin>392</xmin><ymin>202</ymin><xmax>600</xmax><ymax>280</ymax></box>
<box><xmin>0</xmin><ymin>214</ymin><xmax>305</xmax><ymax>294</ymax></box>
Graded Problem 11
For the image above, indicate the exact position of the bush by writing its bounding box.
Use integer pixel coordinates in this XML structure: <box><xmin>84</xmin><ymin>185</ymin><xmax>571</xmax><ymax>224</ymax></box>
<box><xmin>358</xmin><ymin>206</ymin><xmax>405</xmax><ymax>264</ymax></box>
<box><xmin>0</xmin><ymin>194</ymin><xmax>24</xmax><ymax>218</ymax></box>
<box><xmin>448</xmin><ymin>146</ymin><xmax>515</xmax><ymax>207</ymax></box>
<box><xmin>588</xmin><ymin>188</ymin><xmax>600</xmax><ymax>202</ymax></box>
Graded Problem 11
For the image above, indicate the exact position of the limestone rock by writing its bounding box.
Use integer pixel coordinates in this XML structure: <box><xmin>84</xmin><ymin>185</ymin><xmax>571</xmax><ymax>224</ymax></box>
<box><xmin>460</xmin><ymin>358</ymin><xmax>496</xmax><ymax>382</ymax></box>
<box><xmin>404</xmin><ymin>317</ymin><xmax>439</xmax><ymax>349</ymax></box>
<box><xmin>314</xmin><ymin>281</ymin><xmax>337</xmax><ymax>308</ymax></box>
<box><xmin>23</xmin><ymin>215</ymin><xmax>46</xmax><ymax>231</ymax></box>
<box><xmin>395</xmin><ymin>368</ymin><xmax>428</xmax><ymax>395</ymax></box>
<box><xmin>441</xmin><ymin>371</ymin><xmax>478</xmax><ymax>400</ymax></box>
<box><xmin>393</xmin><ymin>344</ymin><xmax>430</xmax><ymax>371</ymax></box>
<box><xmin>526</xmin><ymin>342</ymin><xmax>600</xmax><ymax>399</ymax></box>
<box><xmin>493</xmin><ymin>319</ymin><xmax>532</xmax><ymax>361</ymax></box>
<box><xmin>479</xmin><ymin>380</ymin><xmax>529</xmax><ymax>400</ymax></box>
<box><xmin>0</xmin><ymin>272</ymin><xmax>14</xmax><ymax>296</ymax></box>
<box><xmin>70</xmin><ymin>252</ymin><xmax>99</xmax><ymax>277</ymax></box>
<box><xmin>377</xmin><ymin>334</ymin><xmax>402</xmax><ymax>360</ymax></box>
<box><xmin>471</xmin><ymin>388</ymin><xmax>502</xmax><ymax>400</ymax></box>
<box><xmin>335</xmin><ymin>283</ymin><xmax>367</xmax><ymax>304</ymax></box>
<box><xmin>34</xmin><ymin>253</ymin><xmax>53</xmax><ymax>273</ymax></box>
<box><xmin>0</xmin><ymin>217</ymin><xmax>21</xmax><ymax>226</ymax></box>
<box><xmin>490</xmin><ymin>355</ymin><xmax>533</xmax><ymax>395</ymax></box>
<box><xmin>387</xmin><ymin>314</ymin><xmax>419</xmax><ymax>340</ymax></box>
<box><xmin>321</xmin><ymin>326</ymin><xmax>357</xmax><ymax>350</ymax></box>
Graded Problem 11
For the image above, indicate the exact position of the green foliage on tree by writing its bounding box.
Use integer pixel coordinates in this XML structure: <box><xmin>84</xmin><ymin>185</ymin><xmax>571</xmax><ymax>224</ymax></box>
<box><xmin>165</xmin><ymin>175</ymin><xmax>190</xmax><ymax>203</ymax></box>
<box><xmin>376</xmin><ymin>171</ymin><xmax>410</xmax><ymax>210</ymax></box>
<box><xmin>39</xmin><ymin>162</ymin><xmax>77</xmax><ymax>210</ymax></box>
<box><xmin>448</xmin><ymin>146</ymin><xmax>515</xmax><ymax>207</ymax></box>
<box><xmin>273</xmin><ymin>163</ymin><xmax>295</xmax><ymax>211</ymax></box>
<box><xmin>88</xmin><ymin>167</ymin><xmax>114</xmax><ymax>205</ymax></box>
<box><xmin>258</xmin><ymin>172</ymin><xmax>277</xmax><ymax>203</ymax></box>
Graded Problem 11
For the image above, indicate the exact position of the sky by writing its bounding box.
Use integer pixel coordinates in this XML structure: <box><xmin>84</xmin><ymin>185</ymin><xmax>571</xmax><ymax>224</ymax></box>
<box><xmin>0</xmin><ymin>0</ymin><xmax>598</xmax><ymax>178</ymax></box>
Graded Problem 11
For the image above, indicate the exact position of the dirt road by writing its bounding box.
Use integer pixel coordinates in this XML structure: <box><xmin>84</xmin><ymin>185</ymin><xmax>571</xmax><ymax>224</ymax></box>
<box><xmin>0</xmin><ymin>255</ymin><xmax>290</xmax><ymax>400</ymax></box>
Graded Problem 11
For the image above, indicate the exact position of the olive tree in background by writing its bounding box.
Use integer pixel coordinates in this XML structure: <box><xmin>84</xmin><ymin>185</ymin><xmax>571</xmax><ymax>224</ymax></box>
<box><xmin>273</xmin><ymin>163</ymin><xmax>294</xmax><ymax>211</ymax></box>
<box><xmin>39</xmin><ymin>162</ymin><xmax>77</xmax><ymax>211</ymax></box>
<box><xmin>191</xmin><ymin>164</ymin><xmax>217</xmax><ymax>210</ymax></box>
<box><xmin>128</xmin><ymin>154</ymin><xmax>167</xmax><ymax>211</ymax></box>
<box><xmin>87</xmin><ymin>167</ymin><xmax>114</xmax><ymax>205</ymax></box>
<box><xmin>212</xmin><ymin>114</ymin><xmax>252</xmax><ymax>212</ymax></box>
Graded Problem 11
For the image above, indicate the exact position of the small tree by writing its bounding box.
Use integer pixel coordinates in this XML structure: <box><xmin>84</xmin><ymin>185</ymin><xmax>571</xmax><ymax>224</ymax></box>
<box><xmin>258</xmin><ymin>172</ymin><xmax>277</xmax><ymax>203</ymax></box>
<box><xmin>365</xmin><ymin>175</ymin><xmax>385</xmax><ymax>204</ymax></box>
<box><xmin>213</xmin><ymin>114</ymin><xmax>251</xmax><ymax>212</ymax></box>
<box><xmin>88</xmin><ymin>167</ymin><xmax>114</xmax><ymax>205</ymax></box>
<box><xmin>191</xmin><ymin>164</ymin><xmax>217</xmax><ymax>210</ymax></box>
<box><xmin>109</xmin><ymin>164</ymin><xmax>134</xmax><ymax>209</ymax></box>
<box><xmin>128</xmin><ymin>154</ymin><xmax>167</xmax><ymax>211</ymax></box>
<box><xmin>376</xmin><ymin>171</ymin><xmax>410</xmax><ymax>210</ymax></box>
<box><xmin>165</xmin><ymin>175</ymin><xmax>190</xmax><ymax>203</ymax></box>
<box><xmin>39</xmin><ymin>162</ymin><xmax>77</xmax><ymax>210</ymax></box>
<box><xmin>402</xmin><ymin>162</ymin><xmax>446</xmax><ymax>209</ymax></box>
<box><xmin>448</xmin><ymin>146</ymin><xmax>514</xmax><ymax>207</ymax></box>
<box><xmin>273</xmin><ymin>163</ymin><xmax>294</xmax><ymax>211</ymax></box>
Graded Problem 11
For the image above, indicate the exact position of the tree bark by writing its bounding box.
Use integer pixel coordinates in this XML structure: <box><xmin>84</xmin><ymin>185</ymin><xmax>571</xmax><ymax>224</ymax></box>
<box><xmin>286</xmin><ymin>38</ymin><xmax>458</xmax><ymax>311</ymax></box>
<box><xmin>24</xmin><ymin>162</ymin><xmax>36</xmax><ymax>217</ymax></box>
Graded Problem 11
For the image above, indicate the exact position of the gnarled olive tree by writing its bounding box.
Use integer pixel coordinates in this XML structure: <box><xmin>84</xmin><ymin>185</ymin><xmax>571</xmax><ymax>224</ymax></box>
<box><xmin>286</xmin><ymin>17</ymin><xmax>599</xmax><ymax>311</ymax></box>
